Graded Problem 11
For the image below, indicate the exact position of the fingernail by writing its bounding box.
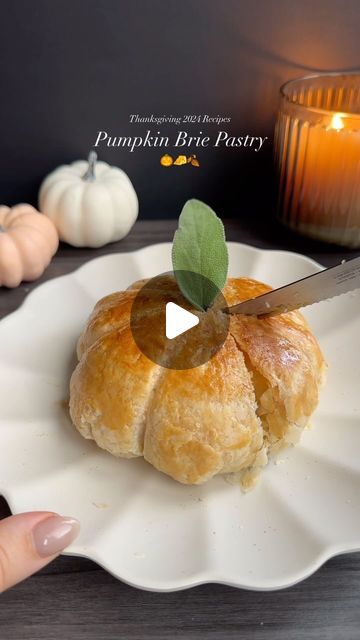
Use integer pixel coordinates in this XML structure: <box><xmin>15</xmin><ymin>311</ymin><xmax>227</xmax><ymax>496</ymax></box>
<box><xmin>33</xmin><ymin>515</ymin><xmax>80</xmax><ymax>558</ymax></box>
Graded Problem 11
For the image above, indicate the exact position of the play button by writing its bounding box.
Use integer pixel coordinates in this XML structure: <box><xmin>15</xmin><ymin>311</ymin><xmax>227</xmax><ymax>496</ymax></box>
<box><xmin>130</xmin><ymin>271</ymin><xmax>230</xmax><ymax>370</ymax></box>
<box><xmin>165</xmin><ymin>302</ymin><xmax>199</xmax><ymax>339</ymax></box>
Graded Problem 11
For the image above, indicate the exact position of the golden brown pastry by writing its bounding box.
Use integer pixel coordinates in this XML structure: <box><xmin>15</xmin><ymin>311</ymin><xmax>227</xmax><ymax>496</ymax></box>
<box><xmin>69</xmin><ymin>277</ymin><xmax>326</xmax><ymax>487</ymax></box>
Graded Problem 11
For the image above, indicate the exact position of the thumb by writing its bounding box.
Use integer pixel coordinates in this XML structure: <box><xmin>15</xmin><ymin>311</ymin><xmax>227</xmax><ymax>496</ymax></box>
<box><xmin>0</xmin><ymin>512</ymin><xmax>80</xmax><ymax>593</ymax></box>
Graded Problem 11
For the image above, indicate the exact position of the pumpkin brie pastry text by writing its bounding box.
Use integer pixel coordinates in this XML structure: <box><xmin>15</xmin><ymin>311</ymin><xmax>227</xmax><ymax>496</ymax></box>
<box><xmin>95</xmin><ymin>130</ymin><xmax>268</xmax><ymax>153</ymax></box>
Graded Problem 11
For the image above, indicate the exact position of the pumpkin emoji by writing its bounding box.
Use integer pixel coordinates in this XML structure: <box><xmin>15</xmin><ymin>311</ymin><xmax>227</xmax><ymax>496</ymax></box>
<box><xmin>160</xmin><ymin>154</ymin><xmax>173</xmax><ymax>167</ymax></box>
<box><xmin>0</xmin><ymin>204</ymin><xmax>59</xmax><ymax>288</ymax></box>
<box><xmin>39</xmin><ymin>152</ymin><xmax>138</xmax><ymax>248</ymax></box>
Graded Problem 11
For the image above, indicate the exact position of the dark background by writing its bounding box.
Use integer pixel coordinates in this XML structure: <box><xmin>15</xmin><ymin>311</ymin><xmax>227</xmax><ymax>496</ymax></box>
<box><xmin>0</xmin><ymin>0</ymin><xmax>359</xmax><ymax>219</ymax></box>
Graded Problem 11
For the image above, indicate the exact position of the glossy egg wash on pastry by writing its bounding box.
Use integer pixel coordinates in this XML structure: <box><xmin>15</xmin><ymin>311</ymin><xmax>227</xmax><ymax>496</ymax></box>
<box><xmin>69</xmin><ymin>277</ymin><xmax>326</xmax><ymax>489</ymax></box>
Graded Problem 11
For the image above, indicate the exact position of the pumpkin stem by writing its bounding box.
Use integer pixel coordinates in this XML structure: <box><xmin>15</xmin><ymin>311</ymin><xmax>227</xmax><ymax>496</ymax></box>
<box><xmin>82</xmin><ymin>151</ymin><xmax>97</xmax><ymax>182</ymax></box>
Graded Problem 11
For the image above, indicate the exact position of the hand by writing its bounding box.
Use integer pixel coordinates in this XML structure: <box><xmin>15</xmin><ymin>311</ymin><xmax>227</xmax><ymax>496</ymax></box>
<box><xmin>0</xmin><ymin>512</ymin><xmax>80</xmax><ymax>593</ymax></box>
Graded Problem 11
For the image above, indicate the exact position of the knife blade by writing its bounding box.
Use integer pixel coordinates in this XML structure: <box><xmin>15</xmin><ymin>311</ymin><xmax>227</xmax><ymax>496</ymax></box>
<box><xmin>226</xmin><ymin>255</ymin><xmax>360</xmax><ymax>317</ymax></box>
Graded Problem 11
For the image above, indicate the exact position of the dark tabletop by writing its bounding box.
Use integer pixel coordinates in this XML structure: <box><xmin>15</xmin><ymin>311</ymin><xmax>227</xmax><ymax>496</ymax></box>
<box><xmin>0</xmin><ymin>218</ymin><xmax>359</xmax><ymax>640</ymax></box>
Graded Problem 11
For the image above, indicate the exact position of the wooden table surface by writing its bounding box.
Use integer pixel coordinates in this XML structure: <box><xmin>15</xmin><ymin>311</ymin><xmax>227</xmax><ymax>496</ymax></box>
<box><xmin>1</xmin><ymin>218</ymin><xmax>359</xmax><ymax>640</ymax></box>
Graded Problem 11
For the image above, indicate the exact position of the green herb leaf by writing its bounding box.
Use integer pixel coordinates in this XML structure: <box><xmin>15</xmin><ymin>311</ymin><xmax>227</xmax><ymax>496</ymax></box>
<box><xmin>172</xmin><ymin>199</ymin><xmax>228</xmax><ymax>310</ymax></box>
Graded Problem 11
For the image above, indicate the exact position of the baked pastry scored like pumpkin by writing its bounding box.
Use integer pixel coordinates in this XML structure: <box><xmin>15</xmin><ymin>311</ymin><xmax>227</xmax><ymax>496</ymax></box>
<box><xmin>69</xmin><ymin>275</ymin><xmax>326</xmax><ymax>488</ymax></box>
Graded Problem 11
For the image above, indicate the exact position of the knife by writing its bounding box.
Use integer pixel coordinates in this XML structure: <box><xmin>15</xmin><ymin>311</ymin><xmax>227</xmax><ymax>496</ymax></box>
<box><xmin>226</xmin><ymin>255</ymin><xmax>360</xmax><ymax>317</ymax></box>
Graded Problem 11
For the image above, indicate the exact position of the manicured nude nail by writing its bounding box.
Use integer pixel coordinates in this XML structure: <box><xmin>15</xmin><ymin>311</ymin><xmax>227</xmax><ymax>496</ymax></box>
<box><xmin>33</xmin><ymin>515</ymin><xmax>80</xmax><ymax>557</ymax></box>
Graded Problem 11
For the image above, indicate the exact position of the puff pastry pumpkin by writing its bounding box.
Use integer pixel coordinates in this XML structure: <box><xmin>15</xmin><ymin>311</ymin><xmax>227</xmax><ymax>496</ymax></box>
<box><xmin>69</xmin><ymin>276</ymin><xmax>326</xmax><ymax>487</ymax></box>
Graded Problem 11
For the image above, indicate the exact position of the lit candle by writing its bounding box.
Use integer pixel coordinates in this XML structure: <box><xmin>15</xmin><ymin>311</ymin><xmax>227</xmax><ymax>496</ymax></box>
<box><xmin>275</xmin><ymin>73</ymin><xmax>360</xmax><ymax>247</ymax></box>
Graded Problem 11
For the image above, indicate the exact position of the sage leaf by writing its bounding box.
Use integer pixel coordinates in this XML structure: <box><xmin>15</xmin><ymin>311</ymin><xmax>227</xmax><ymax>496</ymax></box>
<box><xmin>172</xmin><ymin>199</ymin><xmax>228</xmax><ymax>310</ymax></box>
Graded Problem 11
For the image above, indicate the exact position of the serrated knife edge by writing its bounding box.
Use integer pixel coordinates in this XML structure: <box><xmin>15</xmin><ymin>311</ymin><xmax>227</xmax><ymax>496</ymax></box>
<box><xmin>226</xmin><ymin>255</ymin><xmax>360</xmax><ymax>317</ymax></box>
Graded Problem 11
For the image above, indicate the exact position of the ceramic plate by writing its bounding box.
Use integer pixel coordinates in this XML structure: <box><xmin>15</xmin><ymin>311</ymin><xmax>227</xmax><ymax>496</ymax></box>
<box><xmin>0</xmin><ymin>242</ymin><xmax>359</xmax><ymax>592</ymax></box>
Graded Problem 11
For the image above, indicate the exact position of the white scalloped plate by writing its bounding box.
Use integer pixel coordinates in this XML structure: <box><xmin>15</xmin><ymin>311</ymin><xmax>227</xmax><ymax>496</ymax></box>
<box><xmin>0</xmin><ymin>242</ymin><xmax>360</xmax><ymax>592</ymax></box>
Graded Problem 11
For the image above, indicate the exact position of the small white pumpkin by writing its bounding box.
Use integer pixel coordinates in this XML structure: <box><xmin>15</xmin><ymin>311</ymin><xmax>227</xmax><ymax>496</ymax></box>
<box><xmin>39</xmin><ymin>152</ymin><xmax>138</xmax><ymax>248</ymax></box>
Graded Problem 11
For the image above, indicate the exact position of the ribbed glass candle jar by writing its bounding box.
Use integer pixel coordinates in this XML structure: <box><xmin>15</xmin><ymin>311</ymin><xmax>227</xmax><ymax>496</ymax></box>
<box><xmin>274</xmin><ymin>72</ymin><xmax>360</xmax><ymax>247</ymax></box>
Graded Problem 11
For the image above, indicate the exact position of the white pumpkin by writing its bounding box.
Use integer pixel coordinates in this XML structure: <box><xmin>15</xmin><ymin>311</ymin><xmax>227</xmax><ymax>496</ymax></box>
<box><xmin>39</xmin><ymin>152</ymin><xmax>138</xmax><ymax>248</ymax></box>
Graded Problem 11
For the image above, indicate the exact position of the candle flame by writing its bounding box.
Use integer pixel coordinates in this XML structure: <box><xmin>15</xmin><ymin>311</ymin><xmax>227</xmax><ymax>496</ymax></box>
<box><xmin>331</xmin><ymin>114</ymin><xmax>344</xmax><ymax>131</ymax></box>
